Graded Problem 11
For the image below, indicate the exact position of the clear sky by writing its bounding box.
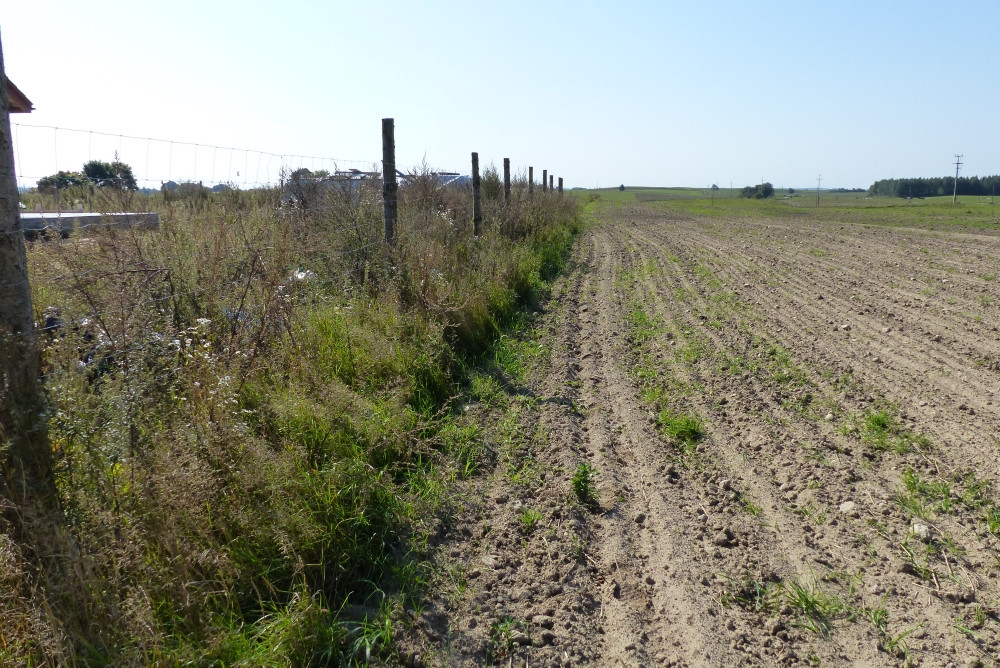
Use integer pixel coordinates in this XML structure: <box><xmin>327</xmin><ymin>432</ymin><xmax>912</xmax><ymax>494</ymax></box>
<box><xmin>4</xmin><ymin>1</ymin><xmax>998</xmax><ymax>190</ymax></box>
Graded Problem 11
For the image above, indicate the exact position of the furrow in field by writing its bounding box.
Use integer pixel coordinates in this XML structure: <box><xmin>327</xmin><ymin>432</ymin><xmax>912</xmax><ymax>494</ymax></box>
<box><xmin>598</xmin><ymin>221</ymin><xmax>892</xmax><ymax>665</ymax></box>
<box><xmin>600</xmin><ymin>207</ymin><xmax>1000</xmax><ymax>663</ymax></box>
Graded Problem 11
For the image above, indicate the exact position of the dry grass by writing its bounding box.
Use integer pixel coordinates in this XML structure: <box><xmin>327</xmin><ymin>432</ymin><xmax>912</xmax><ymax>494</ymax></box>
<box><xmin>2</xmin><ymin>169</ymin><xmax>579</xmax><ymax>664</ymax></box>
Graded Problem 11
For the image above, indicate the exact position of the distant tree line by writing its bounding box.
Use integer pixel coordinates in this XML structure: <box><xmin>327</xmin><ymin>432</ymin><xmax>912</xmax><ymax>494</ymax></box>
<box><xmin>741</xmin><ymin>182</ymin><xmax>774</xmax><ymax>199</ymax></box>
<box><xmin>868</xmin><ymin>176</ymin><xmax>1000</xmax><ymax>198</ymax></box>
<box><xmin>37</xmin><ymin>160</ymin><xmax>137</xmax><ymax>193</ymax></box>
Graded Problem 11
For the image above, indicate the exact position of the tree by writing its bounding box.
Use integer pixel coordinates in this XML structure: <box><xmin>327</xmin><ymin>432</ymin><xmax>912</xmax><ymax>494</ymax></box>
<box><xmin>740</xmin><ymin>182</ymin><xmax>775</xmax><ymax>199</ymax></box>
<box><xmin>83</xmin><ymin>160</ymin><xmax>137</xmax><ymax>190</ymax></box>
<box><xmin>37</xmin><ymin>170</ymin><xmax>90</xmax><ymax>193</ymax></box>
<box><xmin>481</xmin><ymin>164</ymin><xmax>502</xmax><ymax>201</ymax></box>
<box><xmin>711</xmin><ymin>184</ymin><xmax>719</xmax><ymax>204</ymax></box>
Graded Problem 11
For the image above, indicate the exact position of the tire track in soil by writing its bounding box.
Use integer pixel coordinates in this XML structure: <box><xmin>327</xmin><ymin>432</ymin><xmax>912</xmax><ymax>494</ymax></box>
<box><xmin>548</xmin><ymin>228</ymin><xmax>740</xmax><ymax>667</ymax></box>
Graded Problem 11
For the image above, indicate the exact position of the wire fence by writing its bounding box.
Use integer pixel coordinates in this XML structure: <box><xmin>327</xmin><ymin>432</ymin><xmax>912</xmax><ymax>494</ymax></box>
<box><xmin>2</xmin><ymin>110</ymin><xmax>567</xmax><ymax>428</ymax></box>
<box><xmin>11</xmin><ymin>121</ymin><xmax>375</xmax><ymax>191</ymax></box>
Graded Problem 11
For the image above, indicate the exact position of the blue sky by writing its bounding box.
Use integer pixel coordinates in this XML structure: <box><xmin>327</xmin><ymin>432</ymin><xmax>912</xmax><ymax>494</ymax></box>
<box><xmin>4</xmin><ymin>1</ymin><xmax>998</xmax><ymax>189</ymax></box>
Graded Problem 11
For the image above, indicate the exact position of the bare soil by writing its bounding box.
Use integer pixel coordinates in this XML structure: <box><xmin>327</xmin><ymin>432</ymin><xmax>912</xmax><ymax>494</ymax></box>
<box><xmin>395</xmin><ymin>202</ymin><xmax>1000</xmax><ymax>667</ymax></box>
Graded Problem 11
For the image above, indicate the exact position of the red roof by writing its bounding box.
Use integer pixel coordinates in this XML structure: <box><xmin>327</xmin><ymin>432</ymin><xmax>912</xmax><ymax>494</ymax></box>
<box><xmin>6</xmin><ymin>78</ymin><xmax>33</xmax><ymax>113</ymax></box>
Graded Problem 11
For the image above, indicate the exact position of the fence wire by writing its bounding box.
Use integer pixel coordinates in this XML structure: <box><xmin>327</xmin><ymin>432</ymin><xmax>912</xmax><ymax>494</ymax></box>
<box><xmin>11</xmin><ymin>121</ymin><xmax>375</xmax><ymax>191</ymax></box>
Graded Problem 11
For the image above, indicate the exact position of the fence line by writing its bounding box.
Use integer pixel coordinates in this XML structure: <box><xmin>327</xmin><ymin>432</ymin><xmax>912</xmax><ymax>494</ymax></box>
<box><xmin>11</xmin><ymin>121</ymin><xmax>375</xmax><ymax>191</ymax></box>
<box><xmin>4</xmin><ymin>101</ymin><xmax>568</xmax><ymax>473</ymax></box>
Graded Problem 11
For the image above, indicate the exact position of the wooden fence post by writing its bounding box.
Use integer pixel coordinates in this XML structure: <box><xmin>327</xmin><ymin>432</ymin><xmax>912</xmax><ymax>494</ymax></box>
<box><xmin>558</xmin><ymin>177</ymin><xmax>563</xmax><ymax>195</ymax></box>
<box><xmin>528</xmin><ymin>166</ymin><xmax>534</xmax><ymax>197</ymax></box>
<box><xmin>381</xmin><ymin>118</ymin><xmax>397</xmax><ymax>246</ymax></box>
<box><xmin>549</xmin><ymin>174</ymin><xmax>554</xmax><ymax>192</ymax></box>
<box><xmin>542</xmin><ymin>169</ymin><xmax>547</xmax><ymax>192</ymax></box>
<box><xmin>471</xmin><ymin>152</ymin><xmax>482</xmax><ymax>237</ymax></box>
<box><xmin>503</xmin><ymin>158</ymin><xmax>510</xmax><ymax>205</ymax></box>
<box><xmin>0</xmin><ymin>28</ymin><xmax>51</xmax><ymax>491</ymax></box>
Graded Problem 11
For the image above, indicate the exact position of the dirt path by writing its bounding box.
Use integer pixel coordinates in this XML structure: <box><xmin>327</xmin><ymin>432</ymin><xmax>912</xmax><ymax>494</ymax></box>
<box><xmin>397</xmin><ymin>203</ymin><xmax>1000</xmax><ymax>667</ymax></box>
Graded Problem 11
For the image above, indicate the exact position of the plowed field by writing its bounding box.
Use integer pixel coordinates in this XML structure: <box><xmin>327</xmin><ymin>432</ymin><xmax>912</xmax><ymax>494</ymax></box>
<box><xmin>399</xmin><ymin>201</ymin><xmax>1000</xmax><ymax>667</ymax></box>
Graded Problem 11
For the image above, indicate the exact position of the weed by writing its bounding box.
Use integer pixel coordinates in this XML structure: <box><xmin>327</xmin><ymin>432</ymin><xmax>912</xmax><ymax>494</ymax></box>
<box><xmin>520</xmin><ymin>508</ymin><xmax>543</xmax><ymax>535</ymax></box>
<box><xmin>784</xmin><ymin>579</ymin><xmax>847</xmax><ymax>635</ymax></box>
<box><xmin>844</xmin><ymin>407</ymin><xmax>930</xmax><ymax>454</ymax></box>
<box><xmin>954</xmin><ymin>622</ymin><xmax>986</xmax><ymax>644</ymax></box>
<box><xmin>657</xmin><ymin>410</ymin><xmax>705</xmax><ymax>453</ymax></box>
<box><xmin>959</xmin><ymin>472</ymin><xmax>993</xmax><ymax>509</ymax></box>
<box><xmin>627</xmin><ymin>302</ymin><xmax>662</xmax><ymax>343</ymax></box>
<box><xmin>984</xmin><ymin>507</ymin><xmax>1000</xmax><ymax>536</ymax></box>
<box><xmin>447</xmin><ymin>564</ymin><xmax>469</xmax><ymax>596</ymax></box>
<box><xmin>721</xmin><ymin>574</ymin><xmax>782</xmax><ymax>614</ymax></box>
<box><xmin>862</xmin><ymin>601</ymin><xmax>889</xmax><ymax>634</ymax></box>
<box><xmin>884</xmin><ymin>625</ymin><xmax>919</xmax><ymax>656</ymax></box>
<box><xmin>487</xmin><ymin>617</ymin><xmax>525</xmax><ymax>663</ymax></box>
<box><xmin>572</xmin><ymin>462</ymin><xmax>599</xmax><ymax>508</ymax></box>
<box><xmin>569</xmin><ymin>531</ymin><xmax>588</xmax><ymax>562</ymax></box>
<box><xmin>899</xmin><ymin>469</ymin><xmax>953</xmax><ymax>516</ymax></box>
<box><xmin>740</xmin><ymin>498</ymin><xmax>764</xmax><ymax>516</ymax></box>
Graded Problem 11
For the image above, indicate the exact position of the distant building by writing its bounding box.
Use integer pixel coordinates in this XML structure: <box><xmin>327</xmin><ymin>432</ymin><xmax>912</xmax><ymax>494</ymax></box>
<box><xmin>6</xmin><ymin>78</ymin><xmax>33</xmax><ymax>113</ymax></box>
<box><xmin>398</xmin><ymin>170</ymin><xmax>470</xmax><ymax>187</ymax></box>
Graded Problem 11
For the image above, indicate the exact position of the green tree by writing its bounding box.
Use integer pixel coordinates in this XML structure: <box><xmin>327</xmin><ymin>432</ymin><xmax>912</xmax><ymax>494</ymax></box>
<box><xmin>481</xmin><ymin>164</ymin><xmax>503</xmax><ymax>201</ymax></box>
<box><xmin>36</xmin><ymin>170</ymin><xmax>90</xmax><ymax>193</ymax></box>
<box><xmin>741</xmin><ymin>182</ymin><xmax>774</xmax><ymax>199</ymax></box>
<box><xmin>82</xmin><ymin>160</ymin><xmax>138</xmax><ymax>190</ymax></box>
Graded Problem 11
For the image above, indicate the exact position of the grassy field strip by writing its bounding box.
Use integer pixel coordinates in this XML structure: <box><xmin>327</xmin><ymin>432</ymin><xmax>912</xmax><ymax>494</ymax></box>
<box><xmin>4</xmin><ymin>178</ymin><xmax>582</xmax><ymax>665</ymax></box>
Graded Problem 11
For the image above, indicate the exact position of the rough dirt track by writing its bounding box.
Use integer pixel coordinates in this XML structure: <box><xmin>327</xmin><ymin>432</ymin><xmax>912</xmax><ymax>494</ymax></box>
<box><xmin>400</xmin><ymin>202</ymin><xmax>1000</xmax><ymax>667</ymax></box>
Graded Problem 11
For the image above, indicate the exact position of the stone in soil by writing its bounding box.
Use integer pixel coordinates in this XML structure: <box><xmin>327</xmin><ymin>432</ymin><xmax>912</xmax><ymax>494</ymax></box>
<box><xmin>911</xmin><ymin>522</ymin><xmax>931</xmax><ymax>541</ymax></box>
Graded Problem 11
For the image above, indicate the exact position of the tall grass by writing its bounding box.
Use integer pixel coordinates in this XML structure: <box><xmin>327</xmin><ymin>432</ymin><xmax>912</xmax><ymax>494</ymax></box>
<box><xmin>2</xmin><ymin>168</ymin><xmax>579</xmax><ymax>664</ymax></box>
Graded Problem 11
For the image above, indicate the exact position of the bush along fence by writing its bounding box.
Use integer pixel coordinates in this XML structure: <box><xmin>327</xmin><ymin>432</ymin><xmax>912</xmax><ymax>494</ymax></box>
<box><xmin>0</xmin><ymin>30</ymin><xmax>578</xmax><ymax>664</ymax></box>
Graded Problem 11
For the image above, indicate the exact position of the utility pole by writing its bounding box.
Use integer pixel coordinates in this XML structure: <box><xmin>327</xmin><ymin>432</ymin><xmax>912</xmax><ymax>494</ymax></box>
<box><xmin>816</xmin><ymin>174</ymin><xmax>822</xmax><ymax>206</ymax></box>
<box><xmin>952</xmin><ymin>154</ymin><xmax>963</xmax><ymax>204</ymax></box>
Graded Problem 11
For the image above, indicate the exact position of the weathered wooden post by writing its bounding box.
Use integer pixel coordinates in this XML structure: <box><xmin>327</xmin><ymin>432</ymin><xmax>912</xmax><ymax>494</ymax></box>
<box><xmin>558</xmin><ymin>177</ymin><xmax>563</xmax><ymax>195</ymax></box>
<box><xmin>528</xmin><ymin>166</ymin><xmax>534</xmax><ymax>197</ymax></box>
<box><xmin>542</xmin><ymin>169</ymin><xmax>547</xmax><ymax>192</ymax></box>
<box><xmin>549</xmin><ymin>174</ymin><xmax>554</xmax><ymax>192</ymax></box>
<box><xmin>0</xmin><ymin>29</ymin><xmax>51</xmax><ymax>491</ymax></box>
<box><xmin>471</xmin><ymin>152</ymin><xmax>482</xmax><ymax>237</ymax></box>
<box><xmin>381</xmin><ymin>118</ymin><xmax>397</xmax><ymax>246</ymax></box>
<box><xmin>503</xmin><ymin>158</ymin><xmax>511</xmax><ymax>205</ymax></box>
